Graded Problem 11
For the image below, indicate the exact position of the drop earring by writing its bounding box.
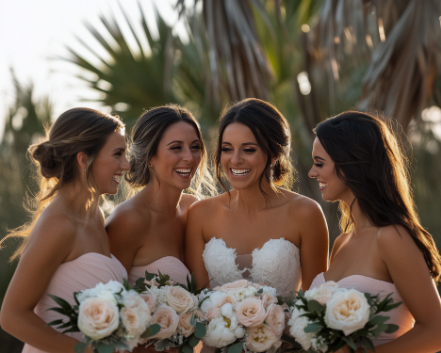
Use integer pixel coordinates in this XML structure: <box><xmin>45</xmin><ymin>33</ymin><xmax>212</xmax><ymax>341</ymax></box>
<box><xmin>270</xmin><ymin>164</ymin><xmax>274</xmax><ymax>181</ymax></box>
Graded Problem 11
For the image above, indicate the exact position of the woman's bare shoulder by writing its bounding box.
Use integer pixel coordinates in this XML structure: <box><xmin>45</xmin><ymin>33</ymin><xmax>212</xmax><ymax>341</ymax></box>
<box><xmin>280</xmin><ymin>189</ymin><xmax>324</xmax><ymax>217</ymax></box>
<box><xmin>106</xmin><ymin>197</ymin><xmax>148</xmax><ymax>236</ymax></box>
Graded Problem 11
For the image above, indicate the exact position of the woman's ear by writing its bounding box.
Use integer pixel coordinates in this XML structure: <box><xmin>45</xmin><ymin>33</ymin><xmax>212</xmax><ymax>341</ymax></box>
<box><xmin>76</xmin><ymin>152</ymin><xmax>89</xmax><ymax>171</ymax></box>
<box><xmin>271</xmin><ymin>157</ymin><xmax>278</xmax><ymax>166</ymax></box>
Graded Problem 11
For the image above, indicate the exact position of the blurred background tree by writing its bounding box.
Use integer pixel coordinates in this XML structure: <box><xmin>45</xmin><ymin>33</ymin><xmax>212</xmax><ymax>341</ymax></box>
<box><xmin>1</xmin><ymin>0</ymin><xmax>441</xmax><ymax>351</ymax></box>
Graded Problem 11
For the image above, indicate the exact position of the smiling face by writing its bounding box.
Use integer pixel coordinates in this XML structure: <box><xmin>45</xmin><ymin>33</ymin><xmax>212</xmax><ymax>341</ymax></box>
<box><xmin>90</xmin><ymin>129</ymin><xmax>129</xmax><ymax>195</ymax></box>
<box><xmin>221</xmin><ymin>122</ymin><xmax>269</xmax><ymax>190</ymax></box>
<box><xmin>149</xmin><ymin>121</ymin><xmax>202</xmax><ymax>190</ymax></box>
<box><xmin>308</xmin><ymin>137</ymin><xmax>352</xmax><ymax>202</ymax></box>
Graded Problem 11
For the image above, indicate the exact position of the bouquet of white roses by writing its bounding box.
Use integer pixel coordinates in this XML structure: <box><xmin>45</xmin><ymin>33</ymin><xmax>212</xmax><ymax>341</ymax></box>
<box><xmin>199</xmin><ymin>279</ymin><xmax>285</xmax><ymax>353</ymax></box>
<box><xmin>132</xmin><ymin>271</ymin><xmax>207</xmax><ymax>353</ymax></box>
<box><xmin>47</xmin><ymin>279</ymin><xmax>158</xmax><ymax>353</ymax></box>
<box><xmin>287</xmin><ymin>281</ymin><xmax>402</xmax><ymax>353</ymax></box>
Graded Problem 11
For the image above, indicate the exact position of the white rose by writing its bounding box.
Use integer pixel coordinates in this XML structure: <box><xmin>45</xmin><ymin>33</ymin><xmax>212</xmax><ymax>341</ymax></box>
<box><xmin>165</xmin><ymin>286</ymin><xmax>198</xmax><ymax>314</ymax></box>
<box><xmin>305</xmin><ymin>281</ymin><xmax>339</xmax><ymax>305</ymax></box>
<box><xmin>260</xmin><ymin>286</ymin><xmax>277</xmax><ymax>297</ymax></box>
<box><xmin>325</xmin><ymin>289</ymin><xmax>370</xmax><ymax>335</ymax></box>
<box><xmin>150</xmin><ymin>287</ymin><xmax>167</xmax><ymax>307</ymax></box>
<box><xmin>288</xmin><ymin>307</ymin><xmax>316</xmax><ymax>351</ymax></box>
<box><xmin>78</xmin><ymin>297</ymin><xmax>119</xmax><ymax>340</ymax></box>
<box><xmin>122</xmin><ymin>291</ymin><xmax>151</xmax><ymax>336</ymax></box>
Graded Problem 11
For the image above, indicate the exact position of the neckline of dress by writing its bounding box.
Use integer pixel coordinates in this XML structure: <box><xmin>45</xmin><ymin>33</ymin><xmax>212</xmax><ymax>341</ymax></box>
<box><xmin>208</xmin><ymin>237</ymin><xmax>298</xmax><ymax>256</ymax></box>
<box><xmin>132</xmin><ymin>256</ymin><xmax>186</xmax><ymax>269</ymax></box>
<box><xmin>63</xmin><ymin>252</ymin><xmax>114</xmax><ymax>264</ymax></box>
<box><xmin>321</xmin><ymin>272</ymin><xmax>395</xmax><ymax>287</ymax></box>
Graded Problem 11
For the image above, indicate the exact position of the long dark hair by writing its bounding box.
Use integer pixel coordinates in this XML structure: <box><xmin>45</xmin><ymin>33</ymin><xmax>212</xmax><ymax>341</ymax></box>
<box><xmin>315</xmin><ymin>111</ymin><xmax>441</xmax><ymax>282</ymax></box>
<box><xmin>214</xmin><ymin>98</ymin><xmax>294</xmax><ymax>196</ymax></box>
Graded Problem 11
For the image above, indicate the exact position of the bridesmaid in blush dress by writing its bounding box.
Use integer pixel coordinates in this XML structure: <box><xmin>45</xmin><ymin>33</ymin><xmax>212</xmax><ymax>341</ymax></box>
<box><xmin>106</xmin><ymin>106</ymin><xmax>215</xmax><ymax>351</ymax></box>
<box><xmin>308</xmin><ymin>111</ymin><xmax>441</xmax><ymax>352</ymax></box>
<box><xmin>0</xmin><ymin>108</ymin><xmax>130</xmax><ymax>353</ymax></box>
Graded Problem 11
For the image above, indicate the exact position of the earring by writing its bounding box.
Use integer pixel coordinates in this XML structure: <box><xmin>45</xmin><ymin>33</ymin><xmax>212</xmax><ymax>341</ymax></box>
<box><xmin>270</xmin><ymin>164</ymin><xmax>274</xmax><ymax>181</ymax></box>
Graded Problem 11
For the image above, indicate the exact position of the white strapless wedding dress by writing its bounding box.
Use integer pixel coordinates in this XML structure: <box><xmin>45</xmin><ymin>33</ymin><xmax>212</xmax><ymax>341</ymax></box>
<box><xmin>202</xmin><ymin>237</ymin><xmax>301</xmax><ymax>296</ymax></box>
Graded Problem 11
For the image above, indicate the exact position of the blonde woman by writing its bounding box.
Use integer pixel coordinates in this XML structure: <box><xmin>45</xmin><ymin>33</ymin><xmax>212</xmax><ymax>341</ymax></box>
<box><xmin>0</xmin><ymin>108</ymin><xmax>130</xmax><ymax>353</ymax></box>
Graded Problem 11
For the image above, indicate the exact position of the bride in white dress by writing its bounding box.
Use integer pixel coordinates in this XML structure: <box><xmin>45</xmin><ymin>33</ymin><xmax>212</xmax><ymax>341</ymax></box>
<box><xmin>186</xmin><ymin>98</ymin><xmax>329</xmax><ymax>295</ymax></box>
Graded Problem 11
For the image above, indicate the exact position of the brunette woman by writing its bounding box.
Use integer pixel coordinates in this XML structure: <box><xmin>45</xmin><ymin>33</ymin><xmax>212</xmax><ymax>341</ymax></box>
<box><xmin>106</xmin><ymin>105</ymin><xmax>215</xmax><ymax>288</ymax></box>
<box><xmin>0</xmin><ymin>108</ymin><xmax>129</xmax><ymax>353</ymax></box>
<box><xmin>308</xmin><ymin>111</ymin><xmax>441</xmax><ymax>352</ymax></box>
<box><xmin>186</xmin><ymin>98</ymin><xmax>329</xmax><ymax>295</ymax></box>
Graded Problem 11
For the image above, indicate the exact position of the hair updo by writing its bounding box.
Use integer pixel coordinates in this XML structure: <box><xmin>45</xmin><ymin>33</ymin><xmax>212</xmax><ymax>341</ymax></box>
<box><xmin>2</xmin><ymin>107</ymin><xmax>124</xmax><ymax>260</ymax></box>
<box><xmin>214</xmin><ymin>98</ymin><xmax>295</xmax><ymax>195</ymax></box>
<box><xmin>30</xmin><ymin>108</ymin><xmax>124</xmax><ymax>190</ymax></box>
<box><xmin>125</xmin><ymin>104</ymin><xmax>216</xmax><ymax>197</ymax></box>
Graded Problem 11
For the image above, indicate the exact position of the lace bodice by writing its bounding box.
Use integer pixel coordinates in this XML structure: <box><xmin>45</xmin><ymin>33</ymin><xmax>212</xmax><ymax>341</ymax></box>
<box><xmin>202</xmin><ymin>237</ymin><xmax>301</xmax><ymax>296</ymax></box>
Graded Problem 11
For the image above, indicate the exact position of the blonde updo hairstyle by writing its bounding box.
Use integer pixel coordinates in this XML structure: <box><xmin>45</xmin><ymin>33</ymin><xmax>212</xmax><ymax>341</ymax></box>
<box><xmin>3</xmin><ymin>107</ymin><xmax>125</xmax><ymax>259</ymax></box>
<box><xmin>125</xmin><ymin>105</ymin><xmax>216</xmax><ymax>198</ymax></box>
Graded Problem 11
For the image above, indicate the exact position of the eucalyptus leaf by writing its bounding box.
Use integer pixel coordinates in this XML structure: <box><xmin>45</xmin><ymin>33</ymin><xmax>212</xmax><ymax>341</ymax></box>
<box><xmin>96</xmin><ymin>342</ymin><xmax>114</xmax><ymax>353</ymax></box>
<box><xmin>189</xmin><ymin>335</ymin><xmax>200</xmax><ymax>347</ymax></box>
<box><xmin>195</xmin><ymin>322</ymin><xmax>206</xmax><ymax>338</ymax></box>
<box><xmin>182</xmin><ymin>344</ymin><xmax>193</xmax><ymax>353</ymax></box>
<box><xmin>307</xmin><ymin>299</ymin><xmax>323</xmax><ymax>313</ymax></box>
<box><xmin>360</xmin><ymin>336</ymin><xmax>375</xmax><ymax>352</ymax></box>
<box><xmin>304</xmin><ymin>322</ymin><xmax>322</xmax><ymax>333</ymax></box>
<box><xmin>385</xmin><ymin>324</ymin><xmax>399</xmax><ymax>333</ymax></box>
<box><xmin>46</xmin><ymin>319</ymin><xmax>64</xmax><ymax>327</ymax></box>
<box><xmin>48</xmin><ymin>294</ymin><xmax>72</xmax><ymax>311</ymax></box>
<box><xmin>342</xmin><ymin>337</ymin><xmax>357</xmax><ymax>350</ymax></box>
<box><xmin>369</xmin><ymin>315</ymin><xmax>389</xmax><ymax>325</ymax></box>
<box><xmin>228</xmin><ymin>342</ymin><xmax>244</xmax><ymax>353</ymax></box>
<box><xmin>141</xmin><ymin>323</ymin><xmax>161</xmax><ymax>338</ymax></box>
<box><xmin>145</xmin><ymin>271</ymin><xmax>156</xmax><ymax>281</ymax></box>
<box><xmin>75</xmin><ymin>342</ymin><xmax>89</xmax><ymax>353</ymax></box>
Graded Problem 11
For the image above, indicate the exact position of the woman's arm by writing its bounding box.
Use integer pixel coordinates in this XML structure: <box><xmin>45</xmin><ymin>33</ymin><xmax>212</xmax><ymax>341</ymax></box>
<box><xmin>294</xmin><ymin>198</ymin><xmax>329</xmax><ymax>290</ymax></box>
<box><xmin>184</xmin><ymin>201</ymin><xmax>210</xmax><ymax>289</ymax></box>
<box><xmin>0</xmin><ymin>215</ymin><xmax>92</xmax><ymax>353</ymax></box>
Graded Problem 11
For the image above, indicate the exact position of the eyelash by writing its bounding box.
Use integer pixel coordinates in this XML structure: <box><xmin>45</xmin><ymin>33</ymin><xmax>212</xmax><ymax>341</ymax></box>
<box><xmin>221</xmin><ymin>148</ymin><xmax>256</xmax><ymax>153</ymax></box>
<box><xmin>170</xmin><ymin>145</ymin><xmax>201</xmax><ymax>150</ymax></box>
<box><xmin>314</xmin><ymin>163</ymin><xmax>323</xmax><ymax>167</ymax></box>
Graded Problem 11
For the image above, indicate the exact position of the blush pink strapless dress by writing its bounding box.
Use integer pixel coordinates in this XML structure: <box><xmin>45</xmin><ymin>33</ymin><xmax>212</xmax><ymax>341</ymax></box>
<box><xmin>128</xmin><ymin>256</ymin><xmax>190</xmax><ymax>286</ymax></box>
<box><xmin>310</xmin><ymin>272</ymin><xmax>415</xmax><ymax>346</ymax></box>
<box><xmin>22</xmin><ymin>253</ymin><xmax>127</xmax><ymax>353</ymax></box>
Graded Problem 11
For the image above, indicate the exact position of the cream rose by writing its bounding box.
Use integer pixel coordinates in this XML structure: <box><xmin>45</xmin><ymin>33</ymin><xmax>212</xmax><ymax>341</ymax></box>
<box><xmin>262</xmin><ymin>293</ymin><xmax>277</xmax><ymax>309</ymax></box>
<box><xmin>246</xmin><ymin>324</ymin><xmax>280</xmax><ymax>352</ymax></box>
<box><xmin>141</xmin><ymin>293</ymin><xmax>156</xmax><ymax>313</ymax></box>
<box><xmin>206</xmin><ymin>306</ymin><xmax>221</xmax><ymax>321</ymax></box>
<box><xmin>217</xmin><ymin>280</ymin><xmax>249</xmax><ymax>292</ymax></box>
<box><xmin>178</xmin><ymin>312</ymin><xmax>195</xmax><ymax>337</ymax></box>
<box><xmin>150</xmin><ymin>305</ymin><xmax>180</xmax><ymax>339</ymax></box>
<box><xmin>165</xmin><ymin>286</ymin><xmax>198</xmax><ymax>314</ymax></box>
<box><xmin>236</xmin><ymin>297</ymin><xmax>267</xmax><ymax>327</ymax></box>
<box><xmin>305</xmin><ymin>281</ymin><xmax>339</xmax><ymax>305</ymax></box>
<box><xmin>266</xmin><ymin>304</ymin><xmax>285</xmax><ymax>338</ymax></box>
<box><xmin>325</xmin><ymin>289</ymin><xmax>370</xmax><ymax>335</ymax></box>
<box><xmin>121</xmin><ymin>307</ymin><xmax>143</xmax><ymax>336</ymax></box>
<box><xmin>78</xmin><ymin>297</ymin><xmax>119</xmax><ymax>340</ymax></box>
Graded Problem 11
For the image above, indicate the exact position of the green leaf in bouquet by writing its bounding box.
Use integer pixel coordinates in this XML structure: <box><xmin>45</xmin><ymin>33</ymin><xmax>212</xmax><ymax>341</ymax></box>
<box><xmin>48</xmin><ymin>294</ymin><xmax>73</xmax><ymax>311</ymax></box>
<box><xmin>360</xmin><ymin>336</ymin><xmax>375</xmax><ymax>352</ymax></box>
<box><xmin>198</xmin><ymin>296</ymin><xmax>210</xmax><ymax>308</ymax></box>
<box><xmin>257</xmin><ymin>288</ymin><xmax>263</xmax><ymax>294</ymax></box>
<box><xmin>46</xmin><ymin>319</ymin><xmax>64</xmax><ymax>327</ymax></box>
<box><xmin>304</xmin><ymin>322</ymin><xmax>322</xmax><ymax>333</ymax></box>
<box><xmin>369</xmin><ymin>315</ymin><xmax>390</xmax><ymax>326</ymax></box>
<box><xmin>73</xmin><ymin>292</ymin><xmax>81</xmax><ymax>306</ymax></box>
<box><xmin>307</xmin><ymin>299</ymin><xmax>323</xmax><ymax>313</ymax></box>
<box><xmin>342</xmin><ymin>337</ymin><xmax>357</xmax><ymax>350</ymax></box>
<box><xmin>141</xmin><ymin>323</ymin><xmax>161</xmax><ymax>338</ymax></box>
<box><xmin>95</xmin><ymin>342</ymin><xmax>114</xmax><ymax>353</ymax></box>
<box><xmin>384</xmin><ymin>324</ymin><xmax>399</xmax><ymax>334</ymax></box>
<box><xmin>75</xmin><ymin>342</ymin><xmax>89</xmax><ymax>353</ymax></box>
<box><xmin>382</xmin><ymin>301</ymin><xmax>403</xmax><ymax>312</ymax></box>
<box><xmin>228</xmin><ymin>342</ymin><xmax>244</xmax><ymax>353</ymax></box>
<box><xmin>182</xmin><ymin>344</ymin><xmax>193</xmax><ymax>353</ymax></box>
<box><xmin>188</xmin><ymin>335</ymin><xmax>201</xmax><ymax>347</ymax></box>
<box><xmin>145</xmin><ymin>270</ymin><xmax>156</xmax><ymax>281</ymax></box>
<box><xmin>195</xmin><ymin>322</ymin><xmax>206</xmax><ymax>338</ymax></box>
<box><xmin>47</xmin><ymin>307</ymin><xmax>69</xmax><ymax>315</ymax></box>
<box><xmin>61</xmin><ymin>327</ymin><xmax>80</xmax><ymax>334</ymax></box>
<box><xmin>58</xmin><ymin>321</ymin><xmax>74</xmax><ymax>329</ymax></box>
<box><xmin>370</xmin><ymin>323</ymin><xmax>388</xmax><ymax>337</ymax></box>
<box><xmin>123</xmin><ymin>278</ymin><xmax>131</xmax><ymax>291</ymax></box>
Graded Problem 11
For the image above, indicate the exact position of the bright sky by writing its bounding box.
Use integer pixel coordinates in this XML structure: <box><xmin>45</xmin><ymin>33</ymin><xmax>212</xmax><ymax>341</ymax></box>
<box><xmin>0</xmin><ymin>0</ymin><xmax>188</xmax><ymax>139</ymax></box>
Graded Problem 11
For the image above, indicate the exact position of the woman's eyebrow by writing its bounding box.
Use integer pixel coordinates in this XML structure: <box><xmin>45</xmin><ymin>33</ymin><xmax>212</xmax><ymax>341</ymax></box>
<box><xmin>313</xmin><ymin>156</ymin><xmax>325</xmax><ymax>161</ymax></box>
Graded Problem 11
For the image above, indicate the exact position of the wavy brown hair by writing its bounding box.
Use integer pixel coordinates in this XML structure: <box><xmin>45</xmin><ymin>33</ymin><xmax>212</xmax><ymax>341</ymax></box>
<box><xmin>315</xmin><ymin>111</ymin><xmax>441</xmax><ymax>282</ymax></box>
<box><xmin>214</xmin><ymin>98</ymin><xmax>295</xmax><ymax>197</ymax></box>
<box><xmin>125</xmin><ymin>105</ymin><xmax>216</xmax><ymax>198</ymax></box>
<box><xmin>1</xmin><ymin>108</ymin><xmax>124</xmax><ymax>260</ymax></box>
